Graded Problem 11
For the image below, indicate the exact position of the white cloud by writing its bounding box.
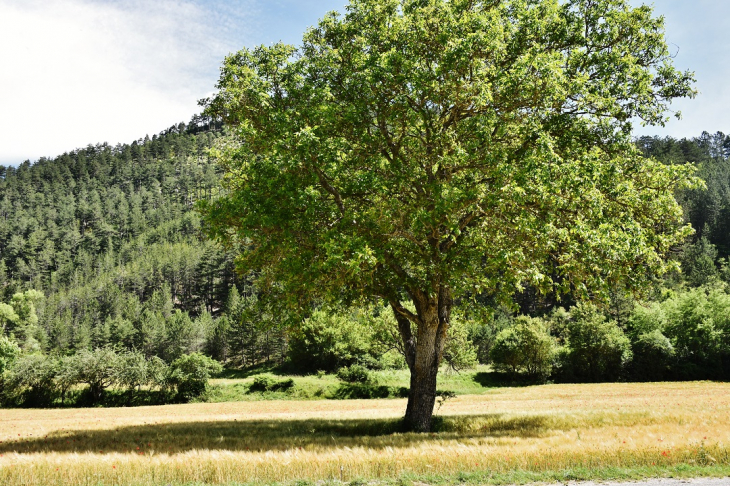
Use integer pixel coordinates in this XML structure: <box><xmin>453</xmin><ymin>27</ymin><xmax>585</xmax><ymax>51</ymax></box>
<box><xmin>0</xmin><ymin>0</ymin><xmax>255</xmax><ymax>165</ymax></box>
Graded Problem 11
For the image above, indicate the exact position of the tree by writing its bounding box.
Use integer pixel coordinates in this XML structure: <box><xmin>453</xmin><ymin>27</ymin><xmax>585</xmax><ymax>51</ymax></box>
<box><xmin>490</xmin><ymin>316</ymin><xmax>554</xmax><ymax>380</ymax></box>
<box><xmin>203</xmin><ymin>0</ymin><xmax>696</xmax><ymax>431</ymax></box>
<box><xmin>560</xmin><ymin>303</ymin><xmax>632</xmax><ymax>382</ymax></box>
<box><xmin>0</xmin><ymin>303</ymin><xmax>19</xmax><ymax>335</ymax></box>
<box><xmin>167</xmin><ymin>352</ymin><xmax>223</xmax><ymax>401</ymax></box>
<box><xmin>73</xmin><ymin>348</ymin><xmax>121</xmax><ymax>403</ymax></box>
<box><xmin>0</xmin><ymin>336</ymin><xmax>20</xmax><ymax>376</ymax></box>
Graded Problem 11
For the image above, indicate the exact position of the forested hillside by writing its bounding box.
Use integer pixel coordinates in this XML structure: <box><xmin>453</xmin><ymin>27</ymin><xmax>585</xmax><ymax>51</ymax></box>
<box><xmin>639</xmin><ymin>131</ymin><xmax>730</xmax><ymax>261</ymax></box>
<box><xmin>1</xmin><ymin>126</ymin><xmax>730</xmax><ymax>407</ymax></box>
<box><xmin>0</xmin><ymin>120</ymin><xmax>287</xmax><ymax>367</ymax></box>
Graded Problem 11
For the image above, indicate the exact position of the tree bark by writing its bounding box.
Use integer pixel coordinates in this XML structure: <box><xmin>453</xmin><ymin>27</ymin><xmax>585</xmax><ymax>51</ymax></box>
<box><xmin>391</xmin><ymin>286</ymin><xmax>452</xmax><ymax>432</ymax></box>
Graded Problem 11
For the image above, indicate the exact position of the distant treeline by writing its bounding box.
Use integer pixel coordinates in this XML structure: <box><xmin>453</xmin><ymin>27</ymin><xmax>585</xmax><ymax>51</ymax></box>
<box><xmin>1</xmin><ymin>126</ymin><xmax>730</xmax><ymax>407</ymax></box>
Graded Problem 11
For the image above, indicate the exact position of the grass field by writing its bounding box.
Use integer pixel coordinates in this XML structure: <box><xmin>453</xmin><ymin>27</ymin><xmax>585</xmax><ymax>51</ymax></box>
<box><xmin>1</xmin><ymin>381</ymin><xmax>729</xmax><ymax>486</ymax></box>
<box><xmin>206</xmin><ymin>367</ymin><xmax>490</xmax><ymax>402</ymax></box>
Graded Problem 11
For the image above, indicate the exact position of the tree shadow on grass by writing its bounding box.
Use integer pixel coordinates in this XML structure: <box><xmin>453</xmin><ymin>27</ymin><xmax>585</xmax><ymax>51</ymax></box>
<box><xmin>473</xmin><ymin>371</ymin><xmax>539</xmax><ymax>388</ymax></box>
<box><xmin>0</xmin><ymin>413</ymin><xmax>557</xmax><ymax>455</ymax></box>
<box><xmin>328</xmin><ymin>383</ymin><xmax>409</xmax><ymax>399</ymax></box>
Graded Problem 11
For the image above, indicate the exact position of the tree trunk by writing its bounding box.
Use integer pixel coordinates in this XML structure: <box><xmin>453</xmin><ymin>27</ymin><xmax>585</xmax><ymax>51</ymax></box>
<box><xmin>391</xmin><ymin>286</ymin><xmax>452</xmax><ymax>432</ymax></box>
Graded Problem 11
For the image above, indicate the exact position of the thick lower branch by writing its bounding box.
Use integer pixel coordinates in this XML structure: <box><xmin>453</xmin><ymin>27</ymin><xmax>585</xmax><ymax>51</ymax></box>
<box><xmin>390</xmin><ymin>301</ymin><xmax>417</xmax><ymax>371</ymax></box>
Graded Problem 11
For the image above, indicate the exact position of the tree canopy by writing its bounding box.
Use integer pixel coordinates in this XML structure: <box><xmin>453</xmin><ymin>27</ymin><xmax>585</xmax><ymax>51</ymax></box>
<box><xmin>193</xmin><ymin>0</ymin><xmax>695</xmax><ymax>430</ymax></box>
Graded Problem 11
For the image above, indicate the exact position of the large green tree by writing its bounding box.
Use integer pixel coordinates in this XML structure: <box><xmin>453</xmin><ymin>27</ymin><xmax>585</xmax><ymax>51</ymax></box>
<box><xmin>203</xmin><ymin>0</ymin><xmax>697</xmax><ymax>431</ymax></box>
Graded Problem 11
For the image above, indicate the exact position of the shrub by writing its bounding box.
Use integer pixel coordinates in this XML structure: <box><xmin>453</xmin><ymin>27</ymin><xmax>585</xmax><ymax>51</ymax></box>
<box><xmin>167</xmin><ymin>352</ymin><xmax>223</xmax><ymax>401</ymax></box>
<box><xmin>559</xmin><ymin>303</ymin><xmax>632</xmax><ymax>382</ymax></box>
<box><xmin>627</xmin><ymin>302</ymin><xmax>667</xmax><ymax>338</ymax></box>
<box><xmin>490</xmin><ymin>316</ymin><xmax>555</xmax><ymax>380</ymax></box>
<box><xmin>114</xmin><ymin>351</ymin><xmax>150</xmax><ymax>393</ymax></box>
<box><xmin>54</xmin><ymin>355</ymin><xmax>80</xmax><ymax>405</ymax></box>
<box><xmin>287</xmin><ymin>309</ymin><xmax>373</xmax><ymax>373</ymax></box>
<box><xmin>73</xmin><ymin>348</ymin><xmax>122</xmax><ymax>403</ymax></box>
<box><xmin>7</xmin><ymin>354</ymin><xmax>59</xmax><ymax>406</ymax></box>
<box><xmin>250</xmin><ymin>375</ymin><xmax>276</xmax><ymax>391</ymax></box>
<box><xmin>146</xmin><ymin>356</ymin><xmax>169</xmax><ymax>389</ymax></box>
<box><xmin>441</xmin><ymin>316</ymin><xmax>479</xmax><ymax>371</ymax></box>
<box><xmin>630</xmin><ymin>330</ymin><xmax>675</xmax><ymax>381</ymax></box>
<box><xmin>515</xmin><ymin>317</ymin><xmax>555</xmax><ymax>379</ymax></box>
<box><xmin>490</xmin><ymin>327</ymin><xmax>522</xmax><ymax>376</ymax></box>
<box><xmin>249</xmin><ymin>375</ymin><xmax>295</xmax><ymax>392</ymax></box>
<box><xmin>661</xmin><ymin>285</ymin><xmax>730</xmax><ymax>379</ymax></box>
<box><xmin>466</xmin><ymin>312</ymin><xmax>510</xmax><ymax>364</ymax></box>
<box><xmin>337</xmin><ymin>364</ymin><xmax>370</xmax><ymax>383</ymax></box>
<box><xmin>331</xmin><ymin>383</ymin><xmax>409</xmax><ymax>399</ymax></box>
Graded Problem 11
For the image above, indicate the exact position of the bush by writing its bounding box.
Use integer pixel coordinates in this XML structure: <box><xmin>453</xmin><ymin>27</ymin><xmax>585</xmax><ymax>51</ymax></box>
<box><xmin>6</xmin><ymin>354</ymin><xmax>59</xmax><ymax>406</ymax></box>
<box><xmin>73</xmin><ymin>348</ymin><xmax>122</xmax><ymax>404</ymax></box>
<box><xmin>114</xmin><ymin>351</ymin><xmax>151</xmax><ymax>394</ymax></box>
<box><xmin>249</xmin><ymin>375</ymin><xmax>295</xmax><ymax>392</ymax></box>
<box><xmin>167</xmin><ymin>352</ymin><xmax>223</xmax><ymax>401</ymax></box>
<box><xmin>441</xmin><ymin>316</ymin><xmax>479</xmax><ymax>371</ymax></box>
<box><xmin>146</xmin><ymin>356</ymin><xmax>169</xmax><ymax>389</ymax></box>
<box><xmin>55</xmin><ymin>355</ymin><xmax>80</xmax><ymax>405</ymax></box>
<box><xmin>661</xmin><ymin>285</ymin><xmax>730</xmax><ymax>379</ymax></box>
<box><xmin>337</xmin><ymin>364</ymin><xmax>370</xmax><ymax>383</ymax></box>
<box><xmin>490</xmin><ymin>316</ymin><xmax>555</xmax><ymax>380</ymax></box>
<box><xmin>250</xmin><ymin>375</ymin><xmax>276</xmax><ymax>391</ymax></box>
<box><xmin>630</xmin><ymin>330</ymin><xmax>675</xmax><ymax>381</ymax></box>
<box><xmin>490</xmin><ymin>328</ymin><xmax>522</xmax><ymax>375</ymax></box>
<box><xmin>287</xmin><ymin>309</ymin><xmax>373</xmax><ymax>373</ymax></box>
<box><xmin>627</xmin><ymin>302</ymin><xmax>667</xmax><ymax>337</ymax></box>
<box><xmin>466</xmin><ymin>312</ymin><xmax>510</xmax><ymax>365</ymax></box>
<box><xmin>558</xmin><ymin>303</ymin><xmax>632</xmax><ymax>382</ymax></box>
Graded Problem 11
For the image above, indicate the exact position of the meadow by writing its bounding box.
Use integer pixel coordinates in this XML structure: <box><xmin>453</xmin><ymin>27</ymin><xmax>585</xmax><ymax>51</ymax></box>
<box><xmin>205</xmin><ymin>367</ymin><xmax>490</xmax><ymax>402</ymax></box>
<box><xmin>1</xmin><ymin>381</ymin><xmax>729</xmax><ymax>486</ymax></box>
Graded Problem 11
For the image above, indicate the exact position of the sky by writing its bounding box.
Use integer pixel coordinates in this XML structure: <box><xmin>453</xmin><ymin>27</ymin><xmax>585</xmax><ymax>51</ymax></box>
<box><xmin>0</xmin><ymin>0</ymin><xmax>727</xmax><ymax>166</ymax></box>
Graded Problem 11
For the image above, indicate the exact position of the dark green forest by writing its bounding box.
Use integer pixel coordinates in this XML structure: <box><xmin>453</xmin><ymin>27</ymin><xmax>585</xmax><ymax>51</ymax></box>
<box><xmin>1</xmin><ymin>123</ymin><xmax>730</xmax><ymax>406</ymax></box>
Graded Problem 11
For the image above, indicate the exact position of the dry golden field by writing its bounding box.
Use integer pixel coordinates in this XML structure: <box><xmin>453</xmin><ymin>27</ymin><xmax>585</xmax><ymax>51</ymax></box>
<box><xmin>1</xmin><ymin>382</ymin><xmax>729</xmax><ymax>486</ymax></box>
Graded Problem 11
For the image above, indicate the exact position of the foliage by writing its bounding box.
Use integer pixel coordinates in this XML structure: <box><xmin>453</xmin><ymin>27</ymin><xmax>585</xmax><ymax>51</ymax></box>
<box><xmin>0</xmin><ymin>303</ymin><xmax>19</xmax><ymax>336</ymax></box>
<box><xmin>0</xmin><ymin>335</ymin><xmax>20</xmax><ymax>376</ymax></box>
<box><xmin>2</xmin><ymin>290</ymin><xmax>44</xmax><ymax>352</ymax></box>
<box><xmin>73</xmin><ymin>348</ymin><xmax>122</xmax><ymax>403</ymax></box>
<box><xmin>114</xmin><ymin>350</ymin><xmax>157</xmax><ymax>393</ymax></box>
<box><xmin>203</xmin><ymin>0</ymin><xmax>696</xmax><ymax>430</ymax></box>
<box><xmin>639</xmin><ymin>131</ymin><xmax>730</xmax><ymax>260</ymax></box>
<box><xmin>441</xmin><ymin>316</ymin><xmax>479</xmax><ymax>371</ymax></box>
<box><xmin>223</xmin><ymin>288</ymin><xmax>288</xmax><ymax>368</ymax></box>
<box><xmin>465</xmin><ymin>309</ymin><xmax>511</xmax><ymax>365</ymax></box>
<box><xmin>0</xmin><ymin>121</ymin><xmax>238</xmax><ymax>363</ymax></box>
<box><xmin>336</xmin><ymin>364</ymin><xmax>370</xmax><ymax>383</ymax></box>
<box><xmin>490</xmin><ymin>328</ymin><xmax>523</xmax><ymax>376</ymax></box>
<box><xmin>660</xmin><ymin>284</ymin><xmax>730</xmax><ymax>379</ymax></box>
<box><xmin>5</xmin><ymin>353</ymin><xmax>59</xmax><ymax>406</ymax></box>
<box><xmin>286</xmin><ymin>309</ymin><xmax>374</xmax><ymax>373</ymax></box>
<box><xmin>557</xmin><ymin>303</ymin><xmax>632</xmax><ymax>382</ymax></box>
<box><xmin>167</xmin><ymin>352</ymin><xmax>223</xmax><ymax>401</ymax></box>
<box><xmin>630</xmin><ymin>329</ymin><xmax>675</xmax><ymax>381</ymax></box>
<box><xmin>249</xmin><ymin>375</ymin><xmax>295</xmax><ymax>393</ymax></box>
<box><xmin>681</xmin><ymin>237</ymin><xmax>720</xmax><ymax>287</ymax></box>
<box><xmin>490</xmin><ymin>316</ymin><xmax>555</xmax><ymax>380</ymax></box>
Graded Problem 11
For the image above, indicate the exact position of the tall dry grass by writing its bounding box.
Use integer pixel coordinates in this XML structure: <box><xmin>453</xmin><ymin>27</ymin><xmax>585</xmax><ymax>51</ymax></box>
<box><xmin>1</xmin><ymin>382</ymin><xmax>729</xmax><ymax>485</ymax></box>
